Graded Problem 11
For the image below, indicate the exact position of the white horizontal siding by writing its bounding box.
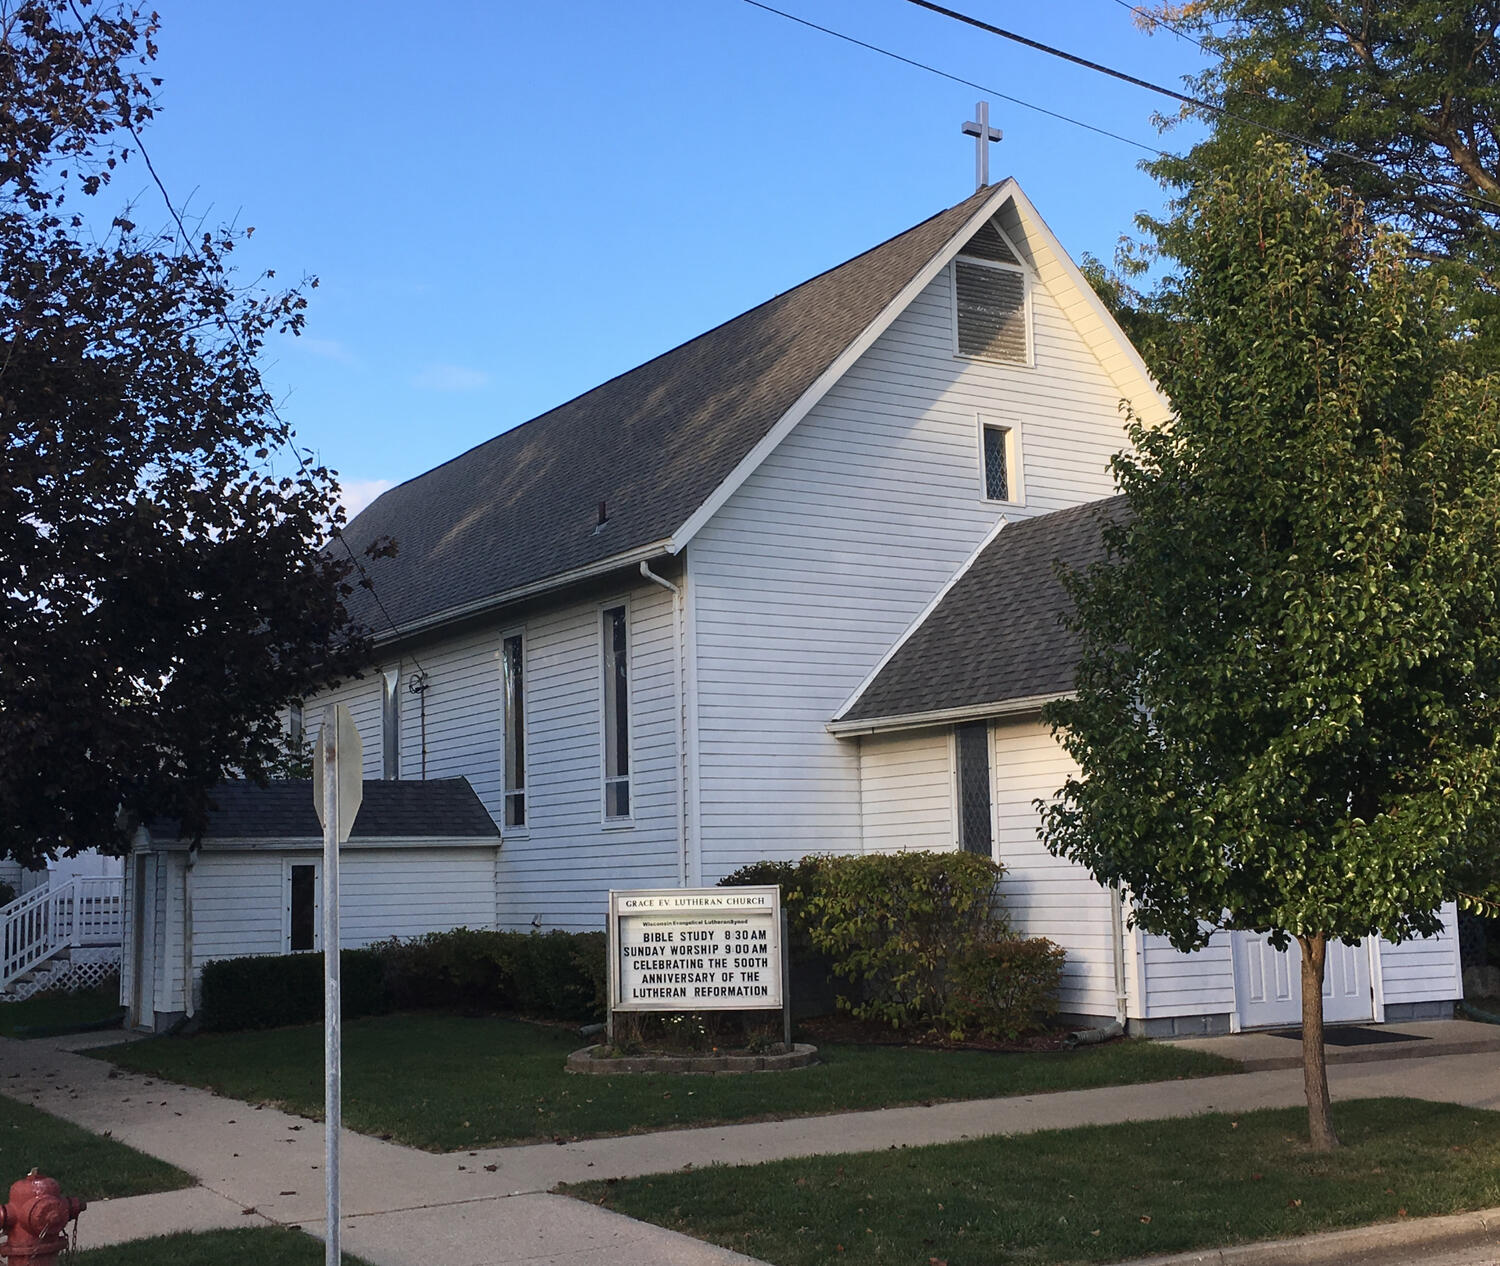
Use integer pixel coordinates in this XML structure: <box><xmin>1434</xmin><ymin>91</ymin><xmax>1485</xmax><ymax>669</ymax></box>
<box><xmin>190</xmin><ymin>852</ymin><xmax>286</xmax><ymax>966</ymax></box>
<box><xmin>991</xmin><ymin>721</ymin><xmax>1118</xmax><ymax>1020</ymax></box>
<box><xmin>1379</xmin><ymin>902</ymin><xmax>1463</xmax><ymax>1005</ymax></box>
<box><xmin>395</xmin><ymin>630</ymin><xmax>504</xmax><ymax>813</ymax></box>
<box><xmin>859</xmin><ymin>730</ymin><xmax>954</xmax><ymax>853</ymax></box>
<box><xmin>185</xmin><ymin>847</ymin><xmax>499</xmax><ymax>999</ymax></box>
<box><xmin>495</xmin><ymin>579</ymin><xmax>680</xmax><ymax>932</ymax></box>
<box><xmin>305</xmin><ymin>673</ymin><xmax>384</xmax><ymax>780</ymax></box>
<box><xmin>691</xmin><ymin>227</ymin><xmax>1138</xmax><ymax>880</ymax></box>
<box><xmin>1139</xmin><ymin>933</ymin><xmax>1236</xmax><ymax>1019</ymax></box>
<box><xmin>340</xmin><ymin>849</ymin><xmax>497</xmax><ymax>942</ymax></box>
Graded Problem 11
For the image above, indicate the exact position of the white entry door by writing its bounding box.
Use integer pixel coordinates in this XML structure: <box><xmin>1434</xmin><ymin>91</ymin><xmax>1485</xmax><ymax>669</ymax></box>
<box><xmin>1233</xmin><ymin>932</ymin><xmax>1374</xmax><ymax>1029</ymax></box>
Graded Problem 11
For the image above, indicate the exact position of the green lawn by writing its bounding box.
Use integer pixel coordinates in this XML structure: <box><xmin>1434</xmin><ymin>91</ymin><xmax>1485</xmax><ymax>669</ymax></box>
<box><xmin>569</xmin><ymin>1098</ymin><xmax>1500</xmax><ymax>1266</ymax></box>
<box><xmin>90</xmin><ymin>1013</ymin><xmax>1238</xmax><ymax>1151</ymax></box>
<box><xmin>0</xmin><ymin>985</ymin><xmax>124</xmax><ymax>1038</ymax></box>
<box><xmin>0</xmin><ymin>1093</ymin><xmax>192</xmax><ymax>1200</ymax></box>
<box><xmin>73</xmin><ymin>1228</ymin><xmax>369</xmax><ymax>1264</ymax></box>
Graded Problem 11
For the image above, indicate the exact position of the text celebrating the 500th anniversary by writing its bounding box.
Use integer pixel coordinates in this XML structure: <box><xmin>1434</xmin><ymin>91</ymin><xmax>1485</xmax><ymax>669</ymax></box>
<box><xmin>608</xmin><ymin>887</ymin><xmax>783</xmax><ymax>1011</ymax></box>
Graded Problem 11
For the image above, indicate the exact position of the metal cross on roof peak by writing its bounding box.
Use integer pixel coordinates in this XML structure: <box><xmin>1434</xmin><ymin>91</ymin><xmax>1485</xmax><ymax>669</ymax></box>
<box><xmin>962</xmin><ymin>100</ymin><xmax>1003</xmax><ymax>192</ymax></box>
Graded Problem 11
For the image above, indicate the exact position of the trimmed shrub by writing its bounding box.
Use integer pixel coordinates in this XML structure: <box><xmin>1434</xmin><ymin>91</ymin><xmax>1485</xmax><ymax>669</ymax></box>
<box><xmin>719</xmin><ymin>856</ymin><xmax>837</xmax><ymax>1018</ymax></box>
<box><xmin>803</xmin><ymin>850</ymin><xmax>1006</xmax><ymax>1030</ymax></box>
<box><xmin>948</xmin><ymin>936</ymin><xmax>1067</xmax><ymax>1039</ymax></box>
<box><xmin>508</xmin><ymin>930</ymin><xmax>602</xmax><ymax>1020</ymax></box>
<box><xmin>198</xmin><ymin>928</ymin><xmax>607</xmax><ymax>1033</ymax></box>
<box><xmin>199</xmin><ymin>948</ymin><xmax>389</xmax><ymax>1032</ymax></box>
<box><xmin>717</xmin><ymin>856</ymin><xmax>825</xmax><ymax>959</ymax></box>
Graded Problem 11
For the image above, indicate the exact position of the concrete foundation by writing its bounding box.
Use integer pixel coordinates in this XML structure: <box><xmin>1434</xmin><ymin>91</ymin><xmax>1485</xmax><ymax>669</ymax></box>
<box><xmin>1384</xmin><ymin>1000</ymin><xmax>1456</xmax><ymax>1023</ymax></box>
<box><xmin>1130</xmin><ymin>1012</ymin><xmax>1234</xmax><ymax>1039</ymax></box>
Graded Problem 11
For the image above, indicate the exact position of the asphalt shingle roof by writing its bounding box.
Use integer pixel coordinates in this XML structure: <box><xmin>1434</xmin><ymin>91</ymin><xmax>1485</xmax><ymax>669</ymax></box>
<box><xmin>339</xmin><ymin>185</ymin><xmax>1003</xmax><ymax>635</ymax></box>
<box><xmin>839</xmin><ymin>497</ymin><xmax>1128</xmax><ymax>724</ymax></box>
<box><xmin>151</xmin><ymin>778</ymin><xmax>499</xmax><ymax>841</ymax></box>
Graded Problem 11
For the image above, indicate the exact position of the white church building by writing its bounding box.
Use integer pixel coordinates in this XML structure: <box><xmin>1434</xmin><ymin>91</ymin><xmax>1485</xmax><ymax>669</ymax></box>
<box><xmin>123</xmin><ymin>178</ymin><xmax>1462</xmax><ymax>1035</ymax></box>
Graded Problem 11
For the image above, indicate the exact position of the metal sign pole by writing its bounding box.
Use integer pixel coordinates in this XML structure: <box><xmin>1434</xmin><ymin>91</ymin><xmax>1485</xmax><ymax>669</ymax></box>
<box><xmin>321</xmin><ymin>708</ymin><xmax>342</xmax><ymax>1266</ymax></box>
<box><xmin>781</xmin><ymin>909</ymin><xmax>792</xmax><ymax>1052</ymax></box>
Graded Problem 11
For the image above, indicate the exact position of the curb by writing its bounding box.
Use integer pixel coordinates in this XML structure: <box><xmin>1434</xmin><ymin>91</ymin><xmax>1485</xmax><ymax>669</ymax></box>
<box><xmin>1231</xmin><ymin>1037</ymin><xmax>1500</xmax><ymax>1073</ymax></box>
<box><xmin>1116</xmin><ymin>1205</ymin><xmax>1500</xmax><ymax>1265</ymax></box>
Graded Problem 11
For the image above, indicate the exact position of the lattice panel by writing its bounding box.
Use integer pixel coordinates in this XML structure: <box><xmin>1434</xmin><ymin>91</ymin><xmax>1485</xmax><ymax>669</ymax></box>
<box><xmin>1</xmin><ymin>952</ymin><xmax>120</xmax><ymax>1002</ymax></box>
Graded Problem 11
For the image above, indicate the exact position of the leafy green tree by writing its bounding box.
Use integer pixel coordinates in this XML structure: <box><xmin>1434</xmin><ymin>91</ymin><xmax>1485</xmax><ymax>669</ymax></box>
<box><xmin>0</xmin><ymin>2</ymin><xmax>375</xmax><ymax>865</ymax></box>
<box><xmin>1043</xmin><ymin>141</ymin><xmax>1500</xmax><ymax>1150</ymax></box>
<box><xmin>1145</xmin><ymin>2</ymin><xmax>1500</xmax><ymax>364</ymax></box>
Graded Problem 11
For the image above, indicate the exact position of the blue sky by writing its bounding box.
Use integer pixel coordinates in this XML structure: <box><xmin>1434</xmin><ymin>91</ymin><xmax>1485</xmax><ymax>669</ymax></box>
<box><xmin>139</xmin><ymin>1</ymin><xmax>1209</xmax><ymax>514</ymax></box>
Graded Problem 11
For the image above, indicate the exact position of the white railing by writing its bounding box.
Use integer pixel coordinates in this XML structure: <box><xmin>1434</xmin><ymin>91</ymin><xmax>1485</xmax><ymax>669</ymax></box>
<box><xmin>0</xmin><ymin>877</ymin><xmax>124</xmax><ymax>988</ymax></box>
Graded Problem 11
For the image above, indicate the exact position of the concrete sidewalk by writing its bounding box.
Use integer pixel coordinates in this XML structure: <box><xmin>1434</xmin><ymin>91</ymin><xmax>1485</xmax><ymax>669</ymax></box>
<box><xmin>1</xmin><ymin>1034</ymin><xmax>1496</xmax><ymax>1265</ymax></box>
<box><xmin>1172</xmin><ymin>1018</ymin><xmax>1500</xmax><ymax>1072</ymax></box>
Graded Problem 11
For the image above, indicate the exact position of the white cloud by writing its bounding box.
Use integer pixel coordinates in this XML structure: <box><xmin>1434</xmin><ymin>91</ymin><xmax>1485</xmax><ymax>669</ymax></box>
<box><xmin>339</xmin><ymin>478</ymin><xmax>395</xmax><ymax>518</ymax></box>
<box><xmin>301</xmin><ymin>337</ymin><xmax>358</xmax><ymax>365</ymax></box>
<box><xmin>412</xmin><ymin>362</ymin><xmax>492</xmax><ymax>393</ymax></box>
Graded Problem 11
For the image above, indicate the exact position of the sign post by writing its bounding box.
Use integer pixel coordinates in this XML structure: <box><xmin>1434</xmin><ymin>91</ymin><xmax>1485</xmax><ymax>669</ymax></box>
<box><xmin>313</xmin><ymin>704</ymin><xmax>362</xmax><ymax>1266</ymax></box>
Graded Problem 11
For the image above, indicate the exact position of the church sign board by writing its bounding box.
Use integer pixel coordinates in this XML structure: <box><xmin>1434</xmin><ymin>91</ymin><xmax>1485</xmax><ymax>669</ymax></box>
<box><xmin>607</xmin><ymin>886</ymin><xmax>784</xmax><ymax>1012</ymax></box>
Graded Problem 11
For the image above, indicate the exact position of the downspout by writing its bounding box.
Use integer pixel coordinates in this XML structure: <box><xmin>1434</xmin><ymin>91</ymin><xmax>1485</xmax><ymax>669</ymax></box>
<box><xmin>640</xmin><ymin>561</ymin><xmax>688</xmax><ymax>887</ymax></box>
<box><xmin>1111</xmin><ymin>883</ymin><xmax>1128</xmax><ymax>1029</ymax></box>
<box><xmin>1065</xmin><ymin>884</ymin><xmax>1129</xmax><ymax>1048</ymax></box>
<box><xmin>182</xmin><ymin>850</ymin><xmax>196</xmax><ymax>1019</ymax></box>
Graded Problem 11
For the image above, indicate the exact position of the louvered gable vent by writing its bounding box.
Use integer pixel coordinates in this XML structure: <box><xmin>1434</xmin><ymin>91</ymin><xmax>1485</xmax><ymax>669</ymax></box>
<box><xmin>955</xmin><ymin>260</ymin><xmax>1028</xmax><ymax>363</ymax></box>
<box><xmin>958</xmin><ymin>217</ymin><xmax>1019</xmax><ymax>265</ymax></box>
<box><xmin>953</xmin><ymin>216</ymin><xmax>1028</xmax><ymax>365</ymax></box>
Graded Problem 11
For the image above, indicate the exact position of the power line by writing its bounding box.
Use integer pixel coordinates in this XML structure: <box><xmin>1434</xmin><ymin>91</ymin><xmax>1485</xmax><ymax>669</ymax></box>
<box><xmin>66</xmin><ymin>1</ymin><xmax>422</xmax><ymax>663</ymax></box>
<box><xmin>902</xmin><ymin>0</ymin><xmax>1500</xmax><ymax>220</ymax></box>
<box><xmin>738</xmin><ymin>0</ymin><xmax>1175</xmax><ymax>159</ymax></box>
<box><xmin>905</xmin><ymin>0</ymin><xmax>1204</xmax><ymax>108</ymax></box>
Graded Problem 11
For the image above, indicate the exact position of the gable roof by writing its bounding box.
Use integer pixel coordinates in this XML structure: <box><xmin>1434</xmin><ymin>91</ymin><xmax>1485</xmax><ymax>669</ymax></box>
<box><xmin>148</xmin><ymin>778</ymin><xmax>499</xmax><ymax>842</ymax></box>
<box><xmin>830</xmin><ymin>497</ymin><xmax>1128</xmax><ymax>734</ymax></box>
<box><xmin>339</xmin><ymin>182</ymin><xmax>1168</xmax><ymax>644</ymax></box>
<box><xmin>338</xmin><ymin>184</ymin><xmax>1011</xmax><ymax>639</ymax></box>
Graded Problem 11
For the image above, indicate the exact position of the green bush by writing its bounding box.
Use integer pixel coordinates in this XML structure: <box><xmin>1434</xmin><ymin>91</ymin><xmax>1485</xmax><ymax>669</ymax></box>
<box><xmin>948</xmin><ymin>936</ymin><xmax>1067</xmax><ymax>1039</ymax></box>
<box><xmin>198</xmin><ymin>928</ymin><xmax>606</xmax><ymax>1033</ymax></box>
<box><xmin>508</xmin><ymin>930</ymin><xmax>603</xmax><ymax>1020</ymax></box>
<box><xmin>199</xmin><ymin>948</ymin><xmax>389</xmax><ymax>1032</ymax></box>
<box><xmin>378</xmin><ymin>927</ymin><xmax>509</xmax><ymax>1013</ymax></box>
<box><xmin>717</xmin><ymin>856</ymin><xmax>825</xmax><ymax>961</ymax></box>
<box><xmin>802</xmin><ymin>850</ymin><xmax>1008</xmax><ymax>1030</ymax></box>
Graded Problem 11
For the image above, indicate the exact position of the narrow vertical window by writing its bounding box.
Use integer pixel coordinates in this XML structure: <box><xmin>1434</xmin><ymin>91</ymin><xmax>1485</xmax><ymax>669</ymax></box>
<box><xmin>982</xmin><ymin>424</ymin><xmax>1010</xmax><ymax>501</ymax></box>
<box><xmin>602</xmin><ymin>605</ymin><xmax>630</xmax><ymax>820</ymax></box>
<box><xmin>956</xmin><ymin>722</ymin><xmax>993</xmax><ymax>857</ymax></box>
<box><xmin>502</xmin><ymin>633</ymin><xmax>526</xmax><ymax>829</ymax></box>
<box><xmin>288</xmin><ymin>863</ymin><xmax>318</xmax><ymax>952</ymax></box>
<box><xmin>288</xmin><ymin>702</ymin><xmax>304</xmax><ymax>746</ymax></box>
<box><xmin>382</xmin><ymin>668</ymin><xmax>400</xmax><ymax>780</ymax></box>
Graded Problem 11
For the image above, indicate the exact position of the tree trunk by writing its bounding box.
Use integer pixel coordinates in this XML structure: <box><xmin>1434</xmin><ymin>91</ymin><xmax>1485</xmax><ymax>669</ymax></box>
<box><xmin>1298</xmin><ymin>933</ymin><xmax>1339</xmax><ymax>1151</ymax></box>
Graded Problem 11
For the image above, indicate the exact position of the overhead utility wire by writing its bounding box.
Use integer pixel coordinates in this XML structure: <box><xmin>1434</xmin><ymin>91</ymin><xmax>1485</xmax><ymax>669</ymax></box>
<box><xmin>902</xmin><ymin>0</ymin><xmax>1500</xmax><ymax>219</ymax></box>
<box><xmin>738</xmin><ymin>0</ymin><xmax>1173</xmax><ymax>158</ymax></box>
<box><xmin>69</xmin><ymin>3</ymin><xmax>422</xmax><ymax>661</ymax></box>
<box><xmin>905</xmin><ymin>0</ymin><xmax>1203</xmax><ymax>107</ymax></box>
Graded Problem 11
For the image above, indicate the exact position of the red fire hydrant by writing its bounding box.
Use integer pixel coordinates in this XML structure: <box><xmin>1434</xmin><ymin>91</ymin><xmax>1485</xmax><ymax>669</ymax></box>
<box><xmin>0</xmin><ymin>1171</ymin><xmax>84</xmax><ymax>1264</ymax></box>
